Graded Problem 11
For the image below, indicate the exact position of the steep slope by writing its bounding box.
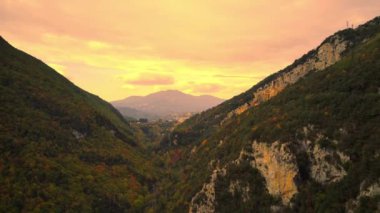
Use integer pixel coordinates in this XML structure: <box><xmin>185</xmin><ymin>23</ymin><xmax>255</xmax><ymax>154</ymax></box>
<box><xmin>116</xmin><ymin>106</ymin><xmax>160</xmax><ymax>121</ymax></box>
<box><xmin>157</xmin><ymin>17</ymin><xmax>380</xmax><ymax>212</ymax></box>
<box><xmin>112</xmin><ymin>90</ymin><xmax>224</xmax><ymax>120</ymax></box>
<box><xmin>168</xmin><ymin>16</ymin><xmax>380</xmax><ymax>148</ymax></box>
<box><xmin>189</xmin><ymin>32</ymin><xmax>380</xmax><ymax>213</ymax></box>
<box><xmin>0</xmin><ymin>37</ymin><xmax>159</xmax><ymax>212</ymax></box>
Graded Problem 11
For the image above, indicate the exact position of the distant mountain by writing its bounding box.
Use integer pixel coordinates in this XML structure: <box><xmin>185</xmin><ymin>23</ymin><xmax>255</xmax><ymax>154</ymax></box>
<box><xmin>112</xmin><ymin>90</ymin><xmax>224</xmax><ymax>120</ymax></box>
<box><xmin>2</xmin><ymin>15</ymin><xmax>379</xmax><ymax>213</ymax></box>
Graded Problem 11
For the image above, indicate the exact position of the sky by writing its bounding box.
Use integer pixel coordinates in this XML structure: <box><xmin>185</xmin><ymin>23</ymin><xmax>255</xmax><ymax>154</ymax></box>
<box><xmin>1</xmin><ymin>0</ymin><xmax>380</xmax><ymax>101</ymax></box>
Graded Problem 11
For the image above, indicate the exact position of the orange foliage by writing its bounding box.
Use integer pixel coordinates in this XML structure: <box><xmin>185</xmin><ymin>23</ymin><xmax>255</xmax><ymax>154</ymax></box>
<box><xmin>122</xmin><ymin>149</ymin><xmax>129</xmax><ymax>157</ymax></box>
<box><xmin>169</xmin><ymin>149</ymin><xmax>182</xmax><ymax>165</ymax></box>
<box><xmin>129</xmin><ymin>175</ymin><xmax>141</xmax><ymax>191</ymax></box>
<box><xmin>94</xmin><ymin>163</ymin><xmax>106</xmax><ymax>173</ymax></box>
<box><xmin>271</xmin><ymin>116</ymin><xmax>278</xmax><ymax>122</ymax></box>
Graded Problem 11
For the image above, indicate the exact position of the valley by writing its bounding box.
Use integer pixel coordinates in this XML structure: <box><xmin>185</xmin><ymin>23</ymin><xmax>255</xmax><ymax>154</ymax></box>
<box><xmin>1</xmin><ymin>15</ymin><xmax>380</xmax><ymax>213</ymax></box>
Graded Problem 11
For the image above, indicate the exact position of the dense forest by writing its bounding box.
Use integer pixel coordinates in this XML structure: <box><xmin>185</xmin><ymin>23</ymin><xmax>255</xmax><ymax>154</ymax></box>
<box><xmin>0</xmin><ymin>36</ymin><xmax>163</xmax><ymax>212</ymax></box>
<box><xmin>0</xmin><ymin>17</ymin><xmax>379</xmax><ymax>213</ymax></box>
<box><xmin>153</xmin><ymin>17</ymin><xmax>380</xmax><ymax>212</ymax></box>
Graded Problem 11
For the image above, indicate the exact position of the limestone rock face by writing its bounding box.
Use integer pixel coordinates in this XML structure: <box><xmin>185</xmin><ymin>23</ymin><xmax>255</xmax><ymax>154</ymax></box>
<box><xmin>189</xmin><ymin>167</ymin><xmax>226</xmax><ymax>213</ymax></box>
<box><xmin>359</xmin><ymin>181</ymin><xmax>380</xmax><ymax>198</ymax></box>
<box><xmin>225</xmin><ymin>35</ymin><xmax>349</xmax><ymax>119</ymax></box>
<box><xmin>308</xmin><ymin>144</ymin><xmax>348</xmax><ymax>184</ymax></box>
<box><xmin>72</xmin><ymin>130</ymin><xmax>86</xmax><ymax>140</ymax></box>
<box><xmin>189</xmin><ymin>135</ymin><xmax>351</xmax><ymax>212</ymax></box>
<box><xmin>301</xmin><ymin>126</ymin><xmax>349</xmax><ymax>184</ymax></box>
<box><xmin>251</xmin><ymin>141</ymin><xmax>299</xmax><ymax>204</ymax></box>
<box><xmin>228</xmin><ymin>180</ymin><xmax>250</xmax><ymax>202</ymax></box>
<box><xmin>346</xmin><ymin>179</ymin><xmax>380</xmax><ymax>212</ymax></box>
<box><xmin>189</xmin><ymin>141</ymin><xmax>299</xmax><ymax>212</ymax></box>
<box><xmin>247</xmin><ymin>138</ymin><xmax>348</xmax><ymax>202</ymax></box>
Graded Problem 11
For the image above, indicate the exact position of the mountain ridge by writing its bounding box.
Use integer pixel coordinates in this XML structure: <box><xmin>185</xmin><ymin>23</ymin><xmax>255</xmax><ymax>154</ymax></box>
<box><xmin>1</xmin><ymin>15</ymin><xmax>380</xmax><ymax>213</ymax></box>
<box><xmin>155</xmin><ymin>16</ymin><xmax>380</xmax><ymax>212</ymax></box>
<box><xmin>168</xmin><ymin>16</ymin><xmax>380</xmax><ymax>147</ymax></box>
<box><xmin>0</xmin><ymin>35</ymin><xmax>159</xmax><ymax>211</ymax></box>
<box><xmin>113</xmin><ymin>90</ymin><xmax>223</xmax><ymax>104</ymax></box>
<box><xmin>112</xmin><ymin>90</ymin><xmax>224</xmax><ymax>120</ymax></box>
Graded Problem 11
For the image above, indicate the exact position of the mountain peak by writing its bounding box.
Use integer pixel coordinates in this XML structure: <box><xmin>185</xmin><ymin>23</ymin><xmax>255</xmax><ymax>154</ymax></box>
<box><xmin>112</xmin><ymin>90</ymin><xmax>224</xmax><ymax>119</ymax></box>
<box><xmin>158</xmin><ymin>89</ymin><xmax>184</xmax><ymax>94</ymax></box>
<box><xmin>148</xmin><ymin>90</ymin><xmax>186</xmax><ymax>97</ymax></box>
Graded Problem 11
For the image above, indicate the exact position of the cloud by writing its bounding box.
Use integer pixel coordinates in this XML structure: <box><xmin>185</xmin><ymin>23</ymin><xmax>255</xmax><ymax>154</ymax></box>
<box><xmin>190</xmin><ymin>83</ymin><xmax>223</xmax><ymax>94</ymax></box>
<box><xmin>1</xmin><ymin>0</ymin><xmax>380</xmax><ymax>101</ymax></box>
<box><xmin>123</xmin><ymin>73</ymin><xmax>175</xmax><ymax>86</ymax></box>
<box><xmin>86</xmin><ymin>40</ymin><xmax>112</xmax><ymax>50</ymax></box>
<box><xmin>213</xmin><ymin>74</ymin><xmax>266</xmax><ymax>80</ymax></box>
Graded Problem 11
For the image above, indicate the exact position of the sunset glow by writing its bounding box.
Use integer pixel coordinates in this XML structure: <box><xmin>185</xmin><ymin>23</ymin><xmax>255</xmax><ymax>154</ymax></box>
<box><xmin>1</xmin><ymin>0</ymin><xmax>380</xmax><ymax>101</ymax></box>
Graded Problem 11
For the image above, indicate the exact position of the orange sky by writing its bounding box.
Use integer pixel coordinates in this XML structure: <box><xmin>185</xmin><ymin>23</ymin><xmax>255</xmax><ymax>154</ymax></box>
<box><xmin>1</xmin><ymin>0</ymin><xmax>380</xmax><ymax>101</ymax></box>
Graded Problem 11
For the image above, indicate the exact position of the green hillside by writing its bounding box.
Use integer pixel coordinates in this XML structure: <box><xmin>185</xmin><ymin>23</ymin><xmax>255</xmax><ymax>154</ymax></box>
<box><xmin>0</xmin><ymin>37</ymin><xmax>159</xmax><ymax>212</ymax></box>
<box><xmin>167</xmin><ymin>17</ymin><xmax>380</xmax><ymax>149</ymax></box>
<box><xmin>1</xmin><ymin>16</ymin><xmax>379</xmax><ymax>213</ymax></box>
<box><xmin>212</xmin><ymin>29</ymin><xmax>380</xmax><ymax>213</ymax></box>
<box><xmin>156</xmin><ymin>19</ymin><xmax>380</xmax><ymax>212</ymax></box>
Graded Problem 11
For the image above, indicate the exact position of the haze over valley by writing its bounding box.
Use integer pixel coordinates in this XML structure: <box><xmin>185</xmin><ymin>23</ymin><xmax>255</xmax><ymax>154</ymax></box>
<box><xmin>112</xmin><ymin>90</ymin><xmax>224</xmax><ymax>121</ymax></box>
<box><xmin>1</xmin><ymin>1</ymin><xmax>380</xmax><ymax>212</ymax></box>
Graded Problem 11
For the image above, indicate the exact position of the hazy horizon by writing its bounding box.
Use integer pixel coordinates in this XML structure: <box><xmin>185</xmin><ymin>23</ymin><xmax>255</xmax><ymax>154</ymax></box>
<box><xmin>1</xmin><ymin>0</ymin><xmax>380</xmax><ymax>101</ymax></box>
<box><xmin>111</xmin><ymin>89</ymin><xmax>225</xmax><ymax>102</ymax></box>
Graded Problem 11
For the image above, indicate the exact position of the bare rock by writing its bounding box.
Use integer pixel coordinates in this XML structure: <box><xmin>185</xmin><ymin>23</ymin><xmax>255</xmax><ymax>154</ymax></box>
<box><xmin>189</xmin><ymin>167</ymin><xmax>226</xmax><ymax>213</ymax></box>
<box><xmin>308</xmin><ymin>144</ymin><xmax>348</xmax><ymax>184</ymax></box>
<box><xmin>223</xmin><ymin>35</ymin><xmax>349</xmax><ymax>120</ymax></box>
<box><xmin>251</xmin><ymin>141</ymin><xmax>299</xmax><ymax>204</ymax></box>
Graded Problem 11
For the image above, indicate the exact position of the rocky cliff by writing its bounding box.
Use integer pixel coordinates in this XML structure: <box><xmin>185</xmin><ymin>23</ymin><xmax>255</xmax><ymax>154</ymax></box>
<box><xmin>189</xmin><ymin>167</ymin><xmax>226</xmax><ymax>213</ymax></box>
<box><xmin>250</xmin><ymin>141</ymin><xmax>299</xmax><ymax>204</ymax></box>
<box><xmin>160</xmin><ymin>16</ymin><xmax>380</xmax><ymax>213</ymax></box>
<box><xmin>189</xmin><ymin>128</ymin><xmax>351</xmax><ymax>211</ymax></box>
<box><xmin>346</xmin><ymin>179</ymin><xmax>380</xmax><ymax>212</ymax></box>
<box><xmin>225</xmin><ymin>34</ymin><xmax>350</xmax><ymax>121</ymax></box>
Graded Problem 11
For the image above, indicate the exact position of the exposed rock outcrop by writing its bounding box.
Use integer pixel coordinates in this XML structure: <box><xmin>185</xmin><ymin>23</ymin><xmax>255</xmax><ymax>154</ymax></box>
<box><xmin>301</xmin><ymin>126</ymin><xmax>349</xmax><ymax>184</ymax></box>
<box><xmin>72</xmin><ymin>129</ymin><xmax>86</xmax><ymax>140</ymax></box>
<box><xmin>346</xmin><ymin>179</ymin><xmax>380</xmax><ymax>213</ymax></box>
<box><xmin>190</xmin><ymin>133</ymin><xmax>351</xmax><ymax>212</ymax></box>
<box><xmin>190</xmin><ymin>141</ymin><xmax>299</xmax><ymax>212</ymax></box>
<box><xmin>187</xmin><ymin>17</ymin><xmax>380</xmax><ymax>212</ymax></box>
<box><xmin>228</xmin><ymin>180</ymin><xmax>250</xmax><ymax>203</ymax></box>
<box><xmin>189</xmin><ymin>167</ymin><xmax>226</xmax><ymax>213</ymax></box>
<box><xmin>225</xmin><ymin>34</ymin><xmax>350</xmax><ymax>121</ymax></box>
<box><xmin>308</xmin><ymin>144</ymin><xmax>348</xmax><ymax>184</ymax></box>
<box><xmin>359</xmin><ymin>181</ymin><xmax>380</xmax><ymax>198</ymax></box>
<box><xmin>251</xmin><ymin>141</ymin><xmax>299</xmax><ymax>204</ymax></box>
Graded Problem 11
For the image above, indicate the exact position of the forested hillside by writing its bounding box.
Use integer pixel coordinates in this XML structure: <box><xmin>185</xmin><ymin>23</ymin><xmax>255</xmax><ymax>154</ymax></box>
<box><xmin>0</xmin><ymin>36</ymin><xmax>160</xmax><ymax>212</ymax></box>
<box><xmin>1</xmin><ymin>16</ymin><xmax>379</xmax><ymax>213</ymax></box>
<box><xmin>155</xmin><ymin>17</ymin><xmax>380</xmax><ymax>212</ymax></box>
